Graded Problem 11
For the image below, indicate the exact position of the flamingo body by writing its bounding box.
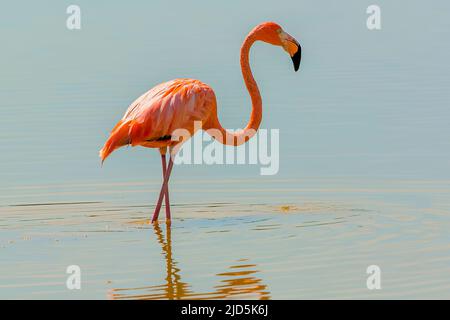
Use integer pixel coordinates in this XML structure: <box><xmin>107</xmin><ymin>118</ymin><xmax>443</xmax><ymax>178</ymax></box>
<box><xmin>100</xmin><ymin>78</ymin><xmax>216</xmax><ymax>161</ymax></box>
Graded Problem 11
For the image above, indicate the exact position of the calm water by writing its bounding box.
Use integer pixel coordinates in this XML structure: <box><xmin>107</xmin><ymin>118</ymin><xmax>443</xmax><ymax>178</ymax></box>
<box><xmin>1</xmin><ymin>1</ymin><xmax>450</xmax><ymax>299</ymax></box>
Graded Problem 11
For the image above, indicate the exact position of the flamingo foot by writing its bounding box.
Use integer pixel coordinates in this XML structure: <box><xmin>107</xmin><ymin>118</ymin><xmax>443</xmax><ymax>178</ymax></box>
<box><xmin>151</xmin><ymin>200</ymin><xmax>163</xmax><ymax>223</ymax></box>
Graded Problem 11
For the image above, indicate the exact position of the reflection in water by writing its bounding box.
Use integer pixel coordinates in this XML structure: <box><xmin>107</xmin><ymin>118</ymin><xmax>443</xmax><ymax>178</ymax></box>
<box><xmin>109</xmin><ymin>222</ymin><xmax>270</xmax><ymax>300</ymax></box>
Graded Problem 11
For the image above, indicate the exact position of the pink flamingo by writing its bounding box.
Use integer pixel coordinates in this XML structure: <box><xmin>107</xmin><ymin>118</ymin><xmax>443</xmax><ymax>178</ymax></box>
<box><xmin>100</xmin><ymin>22</ymin><xmax>301</xmax><ymax>223</ymax></box>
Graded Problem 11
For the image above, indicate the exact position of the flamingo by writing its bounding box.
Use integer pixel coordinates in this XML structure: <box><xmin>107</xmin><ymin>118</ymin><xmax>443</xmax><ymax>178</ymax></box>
<box><xmin>99</xmin><ymin>21</ymin><xmax>301</xmax><ymax>223</ymax></box>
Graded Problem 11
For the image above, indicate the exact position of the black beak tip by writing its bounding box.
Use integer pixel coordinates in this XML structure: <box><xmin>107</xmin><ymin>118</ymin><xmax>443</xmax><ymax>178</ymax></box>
<box><xmin>291</xmin><ymin>44</ymin><xmax>301</xmax><ymax>72</ymax></box>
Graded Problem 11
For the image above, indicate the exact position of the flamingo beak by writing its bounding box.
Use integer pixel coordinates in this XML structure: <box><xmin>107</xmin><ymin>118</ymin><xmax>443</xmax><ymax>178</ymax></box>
<box><xmin>281</xmin><ymin>32</ymin><xmax>302</xmax><ymax>72</ymax></box>
<box><xmin>290</xmin><ymin>43</ymin><xmax>301</xmax><ymax>72</ymax></box>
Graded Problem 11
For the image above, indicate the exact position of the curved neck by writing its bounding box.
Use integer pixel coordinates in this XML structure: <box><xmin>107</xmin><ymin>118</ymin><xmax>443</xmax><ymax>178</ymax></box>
<box><xmin>209</xmin><ymin>32</ymin><xmax>262</xmax><ymax>146</ymax></box>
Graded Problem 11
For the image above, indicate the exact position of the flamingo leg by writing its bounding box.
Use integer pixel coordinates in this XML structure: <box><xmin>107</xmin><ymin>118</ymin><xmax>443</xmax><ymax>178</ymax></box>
<box><xmin>161</xmin><ymin>154</ymin><xmax>171</xmax><ymax>220</ymax></box>
<box><xmin>151</xmin><ymin>156</ymin><xmax>174</xmax><ymax>223</ymax></box>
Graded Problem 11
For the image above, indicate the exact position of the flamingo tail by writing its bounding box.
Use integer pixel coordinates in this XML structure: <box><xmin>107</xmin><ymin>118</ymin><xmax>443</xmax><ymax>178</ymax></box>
<box><xmin>99</xmin><ymin>120</ymin><xmax>133</xmax><ymax>163</ymax></box>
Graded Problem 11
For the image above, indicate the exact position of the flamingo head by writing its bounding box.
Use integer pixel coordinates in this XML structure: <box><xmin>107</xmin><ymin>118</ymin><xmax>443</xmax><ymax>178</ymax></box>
<box><xmin>255</xmin><ymin>22</ymin><xmax>302</xmax><ymax>72</ymax></box>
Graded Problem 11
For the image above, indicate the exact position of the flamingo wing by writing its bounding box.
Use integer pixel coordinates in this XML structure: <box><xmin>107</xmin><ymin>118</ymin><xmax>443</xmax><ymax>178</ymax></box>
<box><xmin>100</xmin><ymin>79</ymin><xmax>215</xmax><ymax>162</ymax></box>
